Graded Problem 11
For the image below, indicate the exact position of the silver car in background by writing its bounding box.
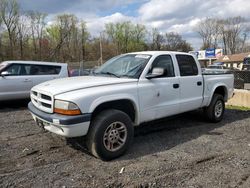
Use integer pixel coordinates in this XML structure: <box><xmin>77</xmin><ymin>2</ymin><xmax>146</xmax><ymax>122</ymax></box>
<box><xmin>0</xmin><ymin>61</ymin><xmax>68</xmax><ymax>101</ymax></box>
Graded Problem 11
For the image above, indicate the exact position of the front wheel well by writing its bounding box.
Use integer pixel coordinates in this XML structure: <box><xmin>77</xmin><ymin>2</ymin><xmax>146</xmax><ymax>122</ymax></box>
<box><xmin>91</xmin><ymin>100</ymin><xmax>136</xmax><ymax>123</ymax></box>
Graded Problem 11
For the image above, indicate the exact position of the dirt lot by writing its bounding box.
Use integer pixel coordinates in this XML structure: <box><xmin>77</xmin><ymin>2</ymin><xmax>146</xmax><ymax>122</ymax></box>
<box><xmin>0</xmin><ymin>101</ymin><xmax>249</xmax><ymax>188</ymax></box>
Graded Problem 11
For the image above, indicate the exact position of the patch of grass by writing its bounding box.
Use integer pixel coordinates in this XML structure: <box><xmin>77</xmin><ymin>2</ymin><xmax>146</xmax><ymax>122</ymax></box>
<box><xmin>226</xmin><ymin>105</ymin><xmax>250</xmax><ymax>111</ymax></box>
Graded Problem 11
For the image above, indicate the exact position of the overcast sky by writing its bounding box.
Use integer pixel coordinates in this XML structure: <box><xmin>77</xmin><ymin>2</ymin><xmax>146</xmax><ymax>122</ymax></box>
<box><xmin>17</xmin><ymin>0</ymin><xmax>250</xmax><ymax>49</ymax></box>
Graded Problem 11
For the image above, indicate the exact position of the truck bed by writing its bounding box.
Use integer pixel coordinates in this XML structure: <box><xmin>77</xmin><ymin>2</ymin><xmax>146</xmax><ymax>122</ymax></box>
<box><xmin>202</xmin><ymin>72</ymin><xmax>234</xmax><ymax>106</ymax></box>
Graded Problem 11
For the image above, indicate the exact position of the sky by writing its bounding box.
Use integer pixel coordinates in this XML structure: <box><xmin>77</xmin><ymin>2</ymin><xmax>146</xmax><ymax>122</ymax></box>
<box><xmin>17</xmin><ymin>0</ymin><xmax>250</xmax><ymax>50</ymax></box>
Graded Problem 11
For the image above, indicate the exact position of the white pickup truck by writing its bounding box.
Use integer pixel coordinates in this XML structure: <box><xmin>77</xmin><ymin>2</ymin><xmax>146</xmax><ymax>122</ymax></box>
<box><xmin>28</xmin><ymin>51</ymin><xmax>234</xmax><ymax>160</ymax></box>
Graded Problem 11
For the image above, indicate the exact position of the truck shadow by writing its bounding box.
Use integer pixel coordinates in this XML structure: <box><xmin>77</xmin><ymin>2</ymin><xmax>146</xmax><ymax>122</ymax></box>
<box><xmin>66</xmin><ymin>109</ymin><xmax>250</xmax><ymax>160</ymax></box>
<box><xmin>0</xmin><ymin>99</ymin><xmax>30</xmax><ymax>112</ymax></box>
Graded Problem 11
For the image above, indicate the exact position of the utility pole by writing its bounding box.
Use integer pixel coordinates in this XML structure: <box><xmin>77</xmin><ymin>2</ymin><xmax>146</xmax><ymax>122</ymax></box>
<box><xmin>99</xmin><ymin>32</ymin><xmax>103</xmax><ymax>66</ymax></box>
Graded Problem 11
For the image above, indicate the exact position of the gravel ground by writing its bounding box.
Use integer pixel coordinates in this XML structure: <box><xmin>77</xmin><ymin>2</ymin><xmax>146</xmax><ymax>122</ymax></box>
<box><xmin>0</xmin><ymin>100</ymin><xmax>249</xmax><ymax>188</ymax></box>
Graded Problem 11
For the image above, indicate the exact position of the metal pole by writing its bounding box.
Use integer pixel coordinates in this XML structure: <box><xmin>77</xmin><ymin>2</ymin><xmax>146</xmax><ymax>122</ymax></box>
<box><xmin>100</xmin><ymin>33</ymin><xmax>103</xmax><ymax>66</ymax></box>
<box><xmin>79</xmin><ymin>61</ymin><xmax>83</xmax><ymax>76</ymax></box>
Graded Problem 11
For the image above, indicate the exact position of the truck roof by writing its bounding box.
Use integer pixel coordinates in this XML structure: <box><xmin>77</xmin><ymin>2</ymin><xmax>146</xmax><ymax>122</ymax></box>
<box><xmin>127</xmin><ymin>51</ymin><xmax>191</xmax><ymax>56</ymax></box>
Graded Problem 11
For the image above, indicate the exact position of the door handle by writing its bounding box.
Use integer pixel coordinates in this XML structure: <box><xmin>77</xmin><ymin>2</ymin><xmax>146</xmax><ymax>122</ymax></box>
<box><xmin>197</xmin><ymin>81</ymin><xmax>202</xmax><ymax>86</ymax></box>
<box><xmin>23</xmin><ymin>79</ymin><xmax>31</xmax><ymax>82</ymax></box>
<box><xmin>173</xmin><ymin>83</ymin><xmax>179</xmax><ymax>89</ymax></box>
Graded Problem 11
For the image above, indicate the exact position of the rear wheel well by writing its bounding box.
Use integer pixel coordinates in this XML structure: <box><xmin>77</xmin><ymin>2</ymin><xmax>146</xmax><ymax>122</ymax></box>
<box><xmin>91</xmin><ymin>100</ymin><xmax>136</xmax><ymax>123</ymax></box>
<box><xmin>214</xmin><ymin>86</ymin><xmax>227</xmax><ymax>101</ymax></box>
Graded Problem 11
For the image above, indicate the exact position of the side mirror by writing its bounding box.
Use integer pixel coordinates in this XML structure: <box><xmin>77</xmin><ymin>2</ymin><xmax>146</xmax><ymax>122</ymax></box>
<box><xmin>146</xmin><ymin>67</ymin><xmax>164</xmax><ymax>79</ymax></box>
<box><xmin>0</xmin><ymin>71</ymin><xmax>10</xmax><ymax>77</ymax></box>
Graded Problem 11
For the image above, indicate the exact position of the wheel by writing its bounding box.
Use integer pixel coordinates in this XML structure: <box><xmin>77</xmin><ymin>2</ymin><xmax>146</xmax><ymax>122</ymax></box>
<box><xmin>204</xmin><ymin>94</ymin><xmax>225</xmax><ymax>123</ymax></box>
<box><xmin>86</xmin><ymin>109</ymin><xmax>134</xmax><ymax>160</ymax></box>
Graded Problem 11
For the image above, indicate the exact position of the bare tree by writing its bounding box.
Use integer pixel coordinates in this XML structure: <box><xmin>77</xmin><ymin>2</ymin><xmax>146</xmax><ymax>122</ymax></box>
<box><xmin>240</xmin><ymin>26</ymin><xmax>250</xmax><ymax>52</ymax></box>
<box><xmin>196</xmin><ymin>16</ymin><xmax>249</xmax><ymax>54</ymax></box>
<box><xmin>0</xmin><ymin>11</ymin><xmax>3</xmax><ymax>60</ymax></box>
<box><xmin>80</xmin><ymin>21</ymin><xmax>89</xmax><ymax>62</ymax></box>
<box><xmin>165</xmin><ymin>32</ymin><xmax>181</xmax><ymax>50</ymax></box>
<box><xmin>47</xmin><ymin>14</ymin><xmax>78</xmax><ymax>62</ymax></box>
<box><xmin>217</xmin><ymin>17</ymin><xmax>249</xmax><ymax>54</ymax></box>
<box><xmin>16</xmin><ymin>13</ymin><xmax>29</xmax><ymax>59</ymax></box>
<box><xmin>151</xmin><ymin>28</ymin><xmax>164</xmax><ymax>50</ymax></box>
<box><xmin>196</xmin><ymin>18</ymin><xmax>220</xmax><ymax>50</ymax></box>
<box><xmin>165</xmin><ymin>32</ymin><xmax>193</xmax><ymax>52</ymax></box>
<box><xmin>27</xmin><ymin>11</ymin><xmax>47</xmax><ymax>60</ymax></box>
<box><xmin>230</xmin><ymin>17</ymin><xmax>245</xmax><ymax>54</ymax></box>
<box><xmin>0</xmin><ymin>0</ymin><xmax>19</xmax><ymax>58</ymax></box>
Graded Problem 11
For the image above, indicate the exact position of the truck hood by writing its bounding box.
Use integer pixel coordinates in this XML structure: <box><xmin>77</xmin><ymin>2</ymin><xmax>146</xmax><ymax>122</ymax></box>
<box><xmin>32</xmin><ymin>76</ymin><xmax>138</xmax><ymax>96</ymax></box>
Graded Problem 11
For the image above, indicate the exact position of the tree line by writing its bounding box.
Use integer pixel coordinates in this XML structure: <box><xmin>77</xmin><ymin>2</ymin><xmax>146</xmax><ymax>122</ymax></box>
<box><xmin>0</xmin><ymin>0</ymin><xmax>249</xmax><ymax>66</ymax></box>
<box><xmin>0</xmin><ymin>0</ymin><xmax>192</xmax><ymax>65</ymax></box>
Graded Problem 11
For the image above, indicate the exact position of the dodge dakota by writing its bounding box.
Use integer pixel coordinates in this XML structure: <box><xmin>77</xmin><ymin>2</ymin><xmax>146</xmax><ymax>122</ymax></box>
<box><xmin>28</xmin><ymin>51</ymin><xmax>234</xmax><ymax>160</ymax></box>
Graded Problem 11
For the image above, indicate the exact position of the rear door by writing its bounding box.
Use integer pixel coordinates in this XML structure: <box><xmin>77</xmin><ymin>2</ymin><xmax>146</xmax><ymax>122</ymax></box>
<box><xmin>175</xmin><ymin>54</ymin><xmax>203</xmax><ymax>113</ymax></box>
<box><xmin>138</xmin><ymin>55</ymin><xmax>180</xmax><ymax>122</ymax></box>
<box><xmin>0</xmin><ymin>63</ymin><xmax>33</xmax><ymax>100</ymax></box>
<box><xmin>30</xmin><ymin>65</ymin><xmax>62</xmax><ymax>87</ymax></box>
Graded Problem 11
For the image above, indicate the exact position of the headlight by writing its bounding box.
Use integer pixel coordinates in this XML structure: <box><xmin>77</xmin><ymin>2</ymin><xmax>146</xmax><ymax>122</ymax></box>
<box><xmin>54</xmin><ymin>100</ymin><xmax>81</xmax><ymax>115</ymax></box>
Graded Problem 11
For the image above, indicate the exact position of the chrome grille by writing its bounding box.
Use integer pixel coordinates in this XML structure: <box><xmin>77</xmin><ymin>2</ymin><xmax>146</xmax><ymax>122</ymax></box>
<box><xmin>31</xmin><ymin>90</ymin><xmax>53</xmax><ymax>113</ymax></box>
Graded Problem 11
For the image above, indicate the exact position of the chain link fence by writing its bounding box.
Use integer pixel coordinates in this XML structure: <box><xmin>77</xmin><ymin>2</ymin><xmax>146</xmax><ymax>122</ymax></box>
<box><xmin>67</xmin><ymin>61</ymin><xmax>99</xmax><ymax>76</ymax></box>
<box><xmin>68</xmin><ymin>61</ymin><xmax>99</xmax><ymax>70</ymax></box>
<box><xmin>234</xmin><ymin>70</ymin><xmax>250</xmax><ymax>89</ymax></box>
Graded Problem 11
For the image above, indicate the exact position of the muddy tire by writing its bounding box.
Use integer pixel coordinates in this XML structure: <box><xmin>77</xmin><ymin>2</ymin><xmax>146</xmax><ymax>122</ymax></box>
<box><xmin>86</xmin><ymin>109</ymin><xmax>134</xmax><ymax>161</ymax></box>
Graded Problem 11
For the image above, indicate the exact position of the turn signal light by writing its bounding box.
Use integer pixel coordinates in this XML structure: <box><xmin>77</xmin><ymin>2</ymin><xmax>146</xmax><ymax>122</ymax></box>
<box><xmin>54</xmin><ymin>108</ymin><xmax>81</xmax><ymax>115</ymax></box>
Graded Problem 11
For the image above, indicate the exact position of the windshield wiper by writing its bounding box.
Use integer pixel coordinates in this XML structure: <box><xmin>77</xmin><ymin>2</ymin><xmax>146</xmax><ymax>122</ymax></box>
<box><xmin>99</xmin><ymin>71</ymin><xmax>120</xmax><ymax>78</ymax></box>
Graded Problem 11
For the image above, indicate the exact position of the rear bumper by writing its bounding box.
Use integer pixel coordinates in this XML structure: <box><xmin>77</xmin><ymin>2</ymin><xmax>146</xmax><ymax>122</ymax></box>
<box><xmin>28</xmin><ymin>102</ymin><xmax>91</xmax><ymax>137</ymax></box>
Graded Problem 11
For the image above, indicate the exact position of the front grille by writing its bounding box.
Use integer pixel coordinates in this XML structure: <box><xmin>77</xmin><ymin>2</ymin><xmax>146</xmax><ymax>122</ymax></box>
<box><xmin>32</xmin><ymin>91</ymin><xmax>37</xmax><ymax>96</ymax></box>
<box><xmin>41</xmin><ymin>102</ymin><xmax>51</xmax><ymax>108</ymax></box>
<box><xmin>41</xmin><ymin>94</ymin><xmax>51</xmax><ymax>101</ymax></box>
<box><xmin>31</xmin><ymin>90</ymin><xmax>53</xmax><ymax>113</ymax></box>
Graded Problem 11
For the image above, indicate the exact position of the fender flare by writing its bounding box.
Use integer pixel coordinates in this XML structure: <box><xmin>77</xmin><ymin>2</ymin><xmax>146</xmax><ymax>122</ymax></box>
<box><xmin>207</xmin><ymin>83</ymin><xmax>228</xmax><ymax>106</ymax></box>
<box><xmin>89</xmin><ymin>94</ymin><xmax>140</xmax><ymax>125</ymax></box>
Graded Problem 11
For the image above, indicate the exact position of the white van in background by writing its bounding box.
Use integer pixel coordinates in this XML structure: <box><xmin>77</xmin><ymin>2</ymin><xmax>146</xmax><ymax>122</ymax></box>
<box><xmin>0</xmin><ymin>61</ymin><xmax>68</xmax><ymax>101</ymax></box>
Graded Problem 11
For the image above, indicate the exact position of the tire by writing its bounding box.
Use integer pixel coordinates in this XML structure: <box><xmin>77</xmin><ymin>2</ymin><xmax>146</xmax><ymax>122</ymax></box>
<box><xmin>204</xmin><ymin>94</ymin><xmax>225</xmax><ymax>123</ymax></box>
<box><xmin>86</xmin><ymin>109</ymin><xmax>134</xmax><ymax>161</ymax></box>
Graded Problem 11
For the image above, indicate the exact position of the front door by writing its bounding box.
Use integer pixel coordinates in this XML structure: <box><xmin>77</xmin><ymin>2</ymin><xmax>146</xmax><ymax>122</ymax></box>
<box><xmin>0</xmin><ymin>64</ymin><xmax>33</xmax><ymax>100</ymax></box>
<box><xmin>138</xmin><ymin>55</ymin><xmax>180</xmax><ymax>123</ymax></box>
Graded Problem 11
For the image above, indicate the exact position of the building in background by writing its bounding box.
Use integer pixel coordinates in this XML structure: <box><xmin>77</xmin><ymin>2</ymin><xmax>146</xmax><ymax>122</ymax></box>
<box><xmin>213</xmin><ymin>52</ymin><xmax>250</xmax><ymax>70</ymax></box>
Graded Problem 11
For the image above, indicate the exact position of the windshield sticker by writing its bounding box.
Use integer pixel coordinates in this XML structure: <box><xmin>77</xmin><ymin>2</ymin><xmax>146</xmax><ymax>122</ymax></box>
<box><xmin>135</xmin><ymin>55</ymin><xmax>150</xmax><ymax>59</ymax></box>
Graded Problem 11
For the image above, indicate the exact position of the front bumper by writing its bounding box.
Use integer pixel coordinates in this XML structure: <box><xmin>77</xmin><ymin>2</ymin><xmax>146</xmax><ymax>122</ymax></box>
<box><xmin>28</xmin><ymin>102</ymin><xmax>91</xmax><ymax>137</ymax></box>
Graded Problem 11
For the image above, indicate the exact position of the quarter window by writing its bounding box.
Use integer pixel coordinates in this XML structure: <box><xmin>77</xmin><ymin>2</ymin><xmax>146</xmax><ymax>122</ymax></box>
<box><xmin>176</xmin><ymin>55</ymin><xmax>198</xmax><ymax>76</ymax></box>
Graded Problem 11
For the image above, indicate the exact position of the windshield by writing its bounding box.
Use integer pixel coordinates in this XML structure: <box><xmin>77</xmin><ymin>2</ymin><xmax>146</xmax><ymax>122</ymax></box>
<box><xmin>94</xmin><ymin>54</ymin><xmax>151</xmax><ymax>79</ymax></box>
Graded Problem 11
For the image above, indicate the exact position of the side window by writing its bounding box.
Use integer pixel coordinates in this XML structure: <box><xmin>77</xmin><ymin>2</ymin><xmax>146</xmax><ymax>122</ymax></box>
<box><xmin>176</xmin><ymin>55</ymin><xmax>198</xmax><ymax>76</ymax></box>
<box><xmin>148</xmin><ymin>55</ymin><xmax>175</xmax><ymax>77</ymax></box>
<box><xmin>4</xmin><ymin>64</ymin><xmax>31</xmax><ymax>76</ymax></box>
<box><xmin>30</xmin><ymin>65</ymin><xmax>61</xmax><ymax>75</ymax></box>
